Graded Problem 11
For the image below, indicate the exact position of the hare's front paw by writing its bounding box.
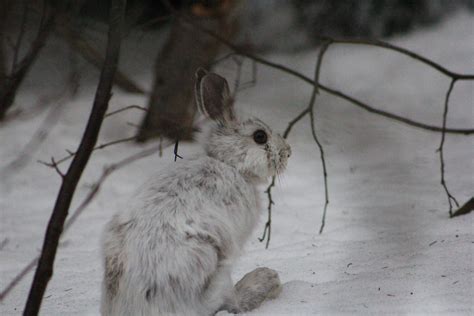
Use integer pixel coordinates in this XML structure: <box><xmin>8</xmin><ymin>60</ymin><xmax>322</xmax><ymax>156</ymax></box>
<box><xmin>234</xmin><ymin>267</ymin><xmax>282</xmax><ymax>312</ymax></box>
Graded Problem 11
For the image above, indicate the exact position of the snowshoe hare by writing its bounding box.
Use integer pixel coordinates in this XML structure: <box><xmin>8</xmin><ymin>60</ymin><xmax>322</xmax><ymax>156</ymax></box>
<box><xmin>101</xmin><ymin>69</ymin><xmax>291</xmax><ymax>315</ymax></box>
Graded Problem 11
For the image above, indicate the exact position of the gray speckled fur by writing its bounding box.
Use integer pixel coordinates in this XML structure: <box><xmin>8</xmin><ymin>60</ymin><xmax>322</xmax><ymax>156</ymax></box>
<box><xmin>101</xmin><ymin>71</ymin><xmax>290</xmax><ymax>316</ymax></box>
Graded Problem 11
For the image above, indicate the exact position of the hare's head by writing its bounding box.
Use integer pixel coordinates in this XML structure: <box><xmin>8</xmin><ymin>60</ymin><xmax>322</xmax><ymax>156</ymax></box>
<box><xmin>195</xmin><ymin>69</ymin><xmax>291</xmax><ymax>183</ymax></box>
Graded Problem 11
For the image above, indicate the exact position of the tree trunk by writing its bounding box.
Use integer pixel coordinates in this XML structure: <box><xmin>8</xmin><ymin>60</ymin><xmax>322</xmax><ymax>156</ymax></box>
<box><xmin>137</xmin><ymin>0</ymin><xmax>238</xmax><ymax>142</ymax></box>
<box><xmin>23</xmin><ymin>0</ymin><xmax>126</xmax><ymax>313</ymax></box>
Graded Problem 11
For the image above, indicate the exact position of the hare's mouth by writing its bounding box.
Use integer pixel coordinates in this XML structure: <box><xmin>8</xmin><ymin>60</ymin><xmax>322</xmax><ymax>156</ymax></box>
<box><xmin>275</xmin><ymin>147</ymin><xmax>291</xmax><ymax>174</ymax></box>
<box><xmin>270</xmin><ymin>156</ymin><xmax>289</xmax><ymax>177</ymax></box>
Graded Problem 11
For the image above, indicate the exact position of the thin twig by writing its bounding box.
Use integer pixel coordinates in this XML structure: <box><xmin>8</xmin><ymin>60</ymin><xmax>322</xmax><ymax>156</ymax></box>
<box><xmin>308</xmin><ymin>42</ymin><xmax>331</xmax><ymax>234</ymax></box>
<box><xmin>438</xmin><ymin>79</ymin><xmax>459</xmax><ymax>216</ymax></box>
<box><xmin>39</xmin><ymin>136</ymin><xmax>137</xmax><ymax>167</ymax></box>
<box><xmin>259</xmin><ymin>42</ymin><xmax>331</xmax><ymax>246</ymax></box>
<box><xmin>0</xmin><ymin>258</ymin><xmax>38</xmax><ymax>301</ymax></box>
<box><xmin>62</xmin><ymin>146</ymin><xmax>168</xmax><ymax>234</ymax></box>
<box><xmin>309</xmin><ymin>109</ymin><xmax>329</xmax><ymax>234</ymax></box>
<box><xmin>50</xmin><ymin>157</ymin><xmax>64</xmax><ymax>178</ymax></box>
<box><xmin>282</xmin><ymin>108</ymin><xmax>310</xmax><ymax>139</ymax></box>
<box><xmin>104</xmin><ymin>105</ymin><xmax>147</xmax><ymax>118</ymax></box>
<box><xmin>126</xmin><ymin>121</ymin><xmax>140</xmax><ymax>128</ymax></box>
<box><xmin>259</xmin><ymin>176</ymin><xmax>275</xmax><ymax>249</ymax></box>
<box><xmin>313</xmin><ymin>36</ymin><xmax>474</xmax><ymax>80</ymax></box>
<box><xmin>33</xmin><ymin>104</ymin><xmax>149</xmax><ymax>167</ymax></box>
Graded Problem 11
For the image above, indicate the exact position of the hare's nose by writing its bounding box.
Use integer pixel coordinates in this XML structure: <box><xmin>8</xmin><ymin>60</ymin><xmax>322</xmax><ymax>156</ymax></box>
<box><xmin>280</xmin><ymin>148</ymin><xmax>291</xmax><ymax>158</ymax></box>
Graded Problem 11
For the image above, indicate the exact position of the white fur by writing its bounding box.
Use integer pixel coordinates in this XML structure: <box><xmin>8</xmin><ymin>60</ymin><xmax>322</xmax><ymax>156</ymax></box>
<box><xmin>101</xmin><ymin>71</ymin><xmax>291</xmax><ymax>316</ymax></box>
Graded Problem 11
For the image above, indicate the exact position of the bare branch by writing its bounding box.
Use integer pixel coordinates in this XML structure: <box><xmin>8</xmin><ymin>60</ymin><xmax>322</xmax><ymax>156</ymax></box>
<box><xmin>309</xmin><ymin>109</ymin><xmax>329</xmax><ymax>234</ymax></box>
<box><xmin>308</xmin><ymin>42</ymin><xmax>331</xmax><ymax>234</ymax></box>
<box><xmin>39</xmin><ymin>104</ymin><xmax>194</xmax><ymax>169</ymax></box>
<box><xmin>31</xmin><ymin>104</ymin><xmax>149</xmax><ymax>169</ymax></box>
<box><xmin>104</xmin><ymin>104</ymin><xmax>147</xmax><ymax>118</ymax></box>
<box><xmin>259</xmin><ymin>176</ymin><xmax>275</xmax><ymax>249</ymax></box>
<box><xmin>438</xmin><ymin>79</ymin><xmax>459</xmax><ymax>216</ymax></box>
<box><xmin>50</xmin><ymin>157</ymin><xmax>64</xmax><ymax>178</ymax></box>
<box><xmin>282</xmin><ymin>108</ymin><xmax>309</xmax><ymax>139</ymax></box>
<box><xmin>160</xmin><ymin>1</ymin><xmax>474</xmax><ymax>135</ymax></box>
<box><xmin>39</xmin><ymin>136</ymin><xmax>137</xmax><ymax>167</ymax></box>
<box><xmin>260</xmin><ymin>42</ymin><xmax>332</xmax><ymax>246</ymax></box>
<box><xmin>313</xmin><ymin>36</ymin><xmax>474</xmax><ymax>80</ymax></box>
<box><xmin>126</xmin><ymin>121</ymin><xmax>140</xmax><ymax>128</ymax></box>
<box><xmin>163</xmin><ymin>0</ymin><xmax>473</xmax><ymax>225</ymax></box>
<box><xmin>24</xmin><ymin>0</ymin><xmax>127</xmax><ymax>312</ymax></box>
<box><xmin>0</xmin><ymin>258</ymin><xmax>38</xmax><ymax>302</ymax></box>
<box><xmin>62</xmin><ymin>145</ymin><xmax>168</xmax><ymax>234</ymax></box>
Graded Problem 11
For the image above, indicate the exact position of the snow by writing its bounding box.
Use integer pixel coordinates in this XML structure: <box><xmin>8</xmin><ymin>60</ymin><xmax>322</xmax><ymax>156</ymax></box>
<box><xmin>1</xmin><ymin>12</ymin><xmax>473</xmax><ymax>316</ymax></box>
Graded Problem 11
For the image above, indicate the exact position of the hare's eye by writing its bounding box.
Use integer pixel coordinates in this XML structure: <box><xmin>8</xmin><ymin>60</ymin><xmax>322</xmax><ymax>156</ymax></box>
<box><xmin>253</xmin><ymin>130</ymin><xmax>268</xmax><ymax>144</ymax></box>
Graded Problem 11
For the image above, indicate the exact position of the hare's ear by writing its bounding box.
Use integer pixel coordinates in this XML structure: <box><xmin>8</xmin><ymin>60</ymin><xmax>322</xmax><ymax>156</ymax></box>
<box><xmin>195</xmin><ymin>68</ymin><xmax>235</xmax><ymax>124</ymax></box>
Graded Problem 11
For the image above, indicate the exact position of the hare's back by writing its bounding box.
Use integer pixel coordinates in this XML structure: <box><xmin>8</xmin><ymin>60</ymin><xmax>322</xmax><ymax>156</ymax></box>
<box><xmin>135</xmin><ymin>156</ymin><xmax>254</xmax><ymax>217</ymax></box>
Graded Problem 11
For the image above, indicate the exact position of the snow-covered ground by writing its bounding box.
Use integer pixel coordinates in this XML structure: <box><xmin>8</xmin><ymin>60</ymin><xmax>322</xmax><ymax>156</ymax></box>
<box><xmin>1</xmin><ymin>12</ymin><xmax>473</xmax><ymax>316</ymax></box>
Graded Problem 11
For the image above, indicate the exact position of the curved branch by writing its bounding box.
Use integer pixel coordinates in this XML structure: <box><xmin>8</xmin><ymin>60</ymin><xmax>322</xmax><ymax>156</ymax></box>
<box><xmin>314</xmin><ymin>36</ymin><xmax>474</xmax><ymax>80</ymax></box>
<box><xmin>438</xmin><ymin>79</ymin><xmax>459</xmax><ymax>216</ymax></box>
<box><xmin>160</xmin><ymin>2</ymin><xmax>474</xmax><ymax>135</ymax></box>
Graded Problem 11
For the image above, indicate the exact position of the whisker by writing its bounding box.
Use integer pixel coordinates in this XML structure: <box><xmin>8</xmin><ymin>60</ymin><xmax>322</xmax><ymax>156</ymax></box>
<box><xmin>276</xmin><ymin>169</ymin><xmax>283</xmax><ymax>185</ymax></box>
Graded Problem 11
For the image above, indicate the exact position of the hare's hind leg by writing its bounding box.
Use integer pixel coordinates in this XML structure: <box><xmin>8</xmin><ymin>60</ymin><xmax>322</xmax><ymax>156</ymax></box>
<box><xmin>234</xmin><ymin>267</ymin><xmax>282</xmax><ymax>312</ymax></box>
<box><xmin>201</xmin><ymin>264</ymin><xmax>240</xmax><ymax>314</ymax></box>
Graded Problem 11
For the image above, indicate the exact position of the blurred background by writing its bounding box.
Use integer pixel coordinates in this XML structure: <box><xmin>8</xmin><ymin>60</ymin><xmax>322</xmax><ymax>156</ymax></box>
<box><xmin>1</xmin><ymin>0</ymin><xmax>473</xmax><ymax>141</ymax></box>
